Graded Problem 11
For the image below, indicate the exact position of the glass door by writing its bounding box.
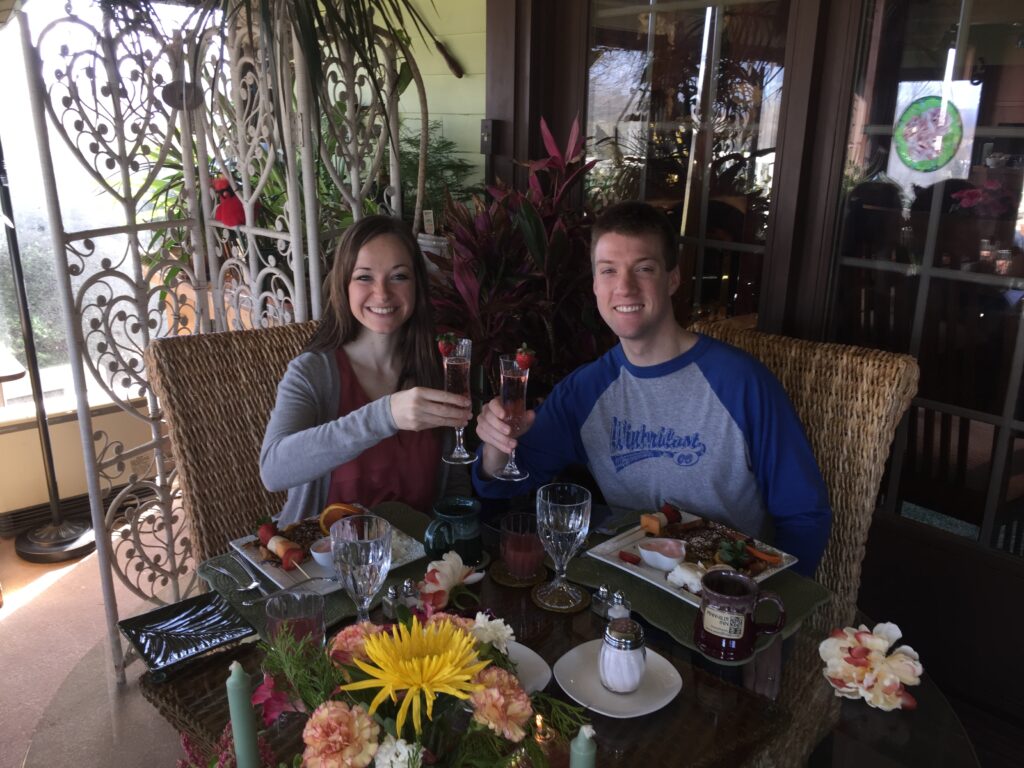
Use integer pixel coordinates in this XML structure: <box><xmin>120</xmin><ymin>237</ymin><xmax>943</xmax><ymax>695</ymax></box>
<box><xmin>832</xmin><ymin>0</ymin><xmax>1024</xmax><ymax>556</ymax></box>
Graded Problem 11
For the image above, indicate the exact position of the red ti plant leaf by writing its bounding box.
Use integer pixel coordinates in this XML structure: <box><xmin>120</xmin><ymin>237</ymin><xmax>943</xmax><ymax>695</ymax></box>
<box><xmin>539</xmin><ymin>116</ymin><xmax>563</xmax><ymax>168</ymax></box>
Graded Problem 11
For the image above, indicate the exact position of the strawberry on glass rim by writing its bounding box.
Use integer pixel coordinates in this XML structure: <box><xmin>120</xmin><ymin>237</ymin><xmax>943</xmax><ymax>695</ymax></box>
<box><xmin>437</xmin><ymin>332</ymin><xmax>457</xmax><ymax>358</ymax></box>
<box><xmin>515</xmin><ymin>343</ymin><xmax>535</xmax><ymax>371</ymax></box>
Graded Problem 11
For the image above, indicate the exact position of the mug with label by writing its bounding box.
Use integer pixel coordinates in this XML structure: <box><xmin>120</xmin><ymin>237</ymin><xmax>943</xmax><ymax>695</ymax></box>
<box><xmin>693</xmin><ymin>569</ymin><xmax>785</xmax><ymax>662</ymax></box>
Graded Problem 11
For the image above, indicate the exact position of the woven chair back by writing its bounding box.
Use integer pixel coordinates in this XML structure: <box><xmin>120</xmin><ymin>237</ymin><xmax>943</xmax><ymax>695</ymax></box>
<box><xmin>688</xmin><ymin>320</ymin><xmax>919</xmax><ymax>630</ymax></box>
<box><xmin>145</xmin><ymin>322</ymin><xmax>318</xmax><ymax>563</ymax></box>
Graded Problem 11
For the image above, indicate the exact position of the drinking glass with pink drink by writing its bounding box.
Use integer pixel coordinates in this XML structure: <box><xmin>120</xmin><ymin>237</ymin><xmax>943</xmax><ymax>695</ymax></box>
<box><xmin>495</xmin><ymin>354</ymin><xmax>529</xmax><ymax>481</ymax></box>
<box><xmin>440</xmin><ymin>337</ymin><xmax>476</xmax><ymax>465</ymax></box>
<box><xmin>265</xmin><ymin>590</ymin><xmax>325</xmax><ymax>650</ymax></box>
<box><xmin>500</xmin><ymin>513</ymin><xmax>545</xmax><ymax>580</ymax></box>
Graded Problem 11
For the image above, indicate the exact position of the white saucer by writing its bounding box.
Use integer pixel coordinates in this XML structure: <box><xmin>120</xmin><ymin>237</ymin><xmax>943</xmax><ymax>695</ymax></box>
<box><xmin>507</xmin><ymin>641</ymin><xmax>551</xmax><ymax>694</ymax></box>
<box><xmin>553</xmin><ymin>640</ymin><xmax>682</xmax><ymax>718</ymax></box>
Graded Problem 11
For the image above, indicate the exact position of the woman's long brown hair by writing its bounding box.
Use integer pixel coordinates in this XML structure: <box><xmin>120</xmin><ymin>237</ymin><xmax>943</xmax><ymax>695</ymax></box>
<box><xmin>306</xmin><ymin>215</ymin><xmax>441</xmax><ymax>390</ymax></box>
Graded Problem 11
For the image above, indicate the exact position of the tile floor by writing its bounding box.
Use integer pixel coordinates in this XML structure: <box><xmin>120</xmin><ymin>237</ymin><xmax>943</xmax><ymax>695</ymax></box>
<box><xmin>0</xmin><ymin>534</ymin><xmax>180</xmax><ymax>768</ymax></box>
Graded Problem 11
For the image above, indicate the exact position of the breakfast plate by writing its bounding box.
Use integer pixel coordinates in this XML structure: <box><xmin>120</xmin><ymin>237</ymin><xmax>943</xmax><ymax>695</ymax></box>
<box><xmin>229</xmin><ymin>524</ymin><xmax>425</xmax><ymax>596</ymax></box>
<box><xmin>553</xmin><ymin>640</ymin><xmax>681</xmax><ymax>718</ymax></box>
<box><xmin>507</xmin><ymin>641</ymin><xmax>551</xmax><ymax>694</ymax></box>
<box><xmin>585</xmin><ymin>515</ymin><xmax>797</xmax><ymax>608</ymax></box>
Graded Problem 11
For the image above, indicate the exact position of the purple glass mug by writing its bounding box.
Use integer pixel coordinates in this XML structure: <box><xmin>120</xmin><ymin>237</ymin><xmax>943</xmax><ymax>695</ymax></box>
<box><xmin>693</xmin><ymin>569</ymin><xmax>785</xmax><ymax>662</ymax></box>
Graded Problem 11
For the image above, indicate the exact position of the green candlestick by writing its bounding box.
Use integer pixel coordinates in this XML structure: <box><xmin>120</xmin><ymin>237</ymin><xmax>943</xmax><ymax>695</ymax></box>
<box><xmin>569</xmin><ymin>724</ymin><xmax>596</xmax><ymax>768</ymax></box>
<box><xmin>226</xmin><ymin>661</ymin><xmax>259</xmax><ymax>768</ymax></box>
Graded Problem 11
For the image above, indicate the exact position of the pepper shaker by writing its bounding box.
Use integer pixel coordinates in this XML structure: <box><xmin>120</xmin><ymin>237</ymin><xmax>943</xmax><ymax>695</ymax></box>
<box><xmin>382</xmin><ymin>585</ymin><xmax>400</xmax><ymax>620</ymax></box>
<box><xmin>401</xmin><ymin>578</ymin><xmax>419</xmax><ymax>608</ymax></box>
<box><xmin>591</xmin><ymin>584</ymin><xmax>610</xmax><ymax>619</ymax></box>
<box><xmin>599</xmin><ymin>618</ymin><xmax>646</xmax><ymax>693</ymax></box>
<box><xmin>607</xmin><ymin>589</ymin><xmax>630</xmax><ymax>620</ymax></box>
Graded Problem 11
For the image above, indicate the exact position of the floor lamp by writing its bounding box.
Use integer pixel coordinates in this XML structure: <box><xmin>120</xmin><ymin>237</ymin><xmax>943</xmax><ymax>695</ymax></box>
<box><xmin>0</xmin><ymin>134</ymin><xmax>95</xmax><ymax>563</ymax></box>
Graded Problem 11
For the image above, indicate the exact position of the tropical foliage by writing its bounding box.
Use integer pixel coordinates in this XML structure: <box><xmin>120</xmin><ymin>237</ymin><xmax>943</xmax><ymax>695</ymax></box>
<box><xmin>431</xmin><ymin>116</ymin><xmax>613</xmax><ymax>396</ymax></box>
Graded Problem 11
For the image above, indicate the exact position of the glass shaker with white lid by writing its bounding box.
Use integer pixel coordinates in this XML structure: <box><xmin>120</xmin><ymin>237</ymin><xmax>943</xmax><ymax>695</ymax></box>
<box><xmin>599</xmin><ymin>617</ymin><xmax>646</xmax><ymax>693</ymax></box>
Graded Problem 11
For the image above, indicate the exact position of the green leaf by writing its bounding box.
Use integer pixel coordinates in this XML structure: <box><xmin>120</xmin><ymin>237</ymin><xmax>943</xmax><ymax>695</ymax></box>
<box><xmin>516</xmin><ymin>198</ymin><xmax>547</xmax><ymax>271</ymax></box>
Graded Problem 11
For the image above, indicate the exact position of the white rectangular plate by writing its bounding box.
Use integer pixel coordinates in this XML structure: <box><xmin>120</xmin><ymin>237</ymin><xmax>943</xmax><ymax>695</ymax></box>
<box><xmin>230</xmin><ymin>525</ymin><xmax>425</xmax><ymax>597</ymax></box>
<box><xmin>584</xmin><ymin>517</ymin><xmax>797</xmax><ymax>607</ymax></box>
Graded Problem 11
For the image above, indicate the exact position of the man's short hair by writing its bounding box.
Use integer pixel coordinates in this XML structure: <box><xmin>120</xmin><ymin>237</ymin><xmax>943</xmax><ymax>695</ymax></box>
<box><xmin>591</xmin><ymin>201</ymin><xmax>678</xmax><ymax>271</ymax></box>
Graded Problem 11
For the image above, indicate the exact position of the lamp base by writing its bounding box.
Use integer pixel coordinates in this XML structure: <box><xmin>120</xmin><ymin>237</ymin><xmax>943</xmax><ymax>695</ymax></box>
<box><xmin>15</xmin><ymin>519</ymin><xmax>96</xmax><ymax>563</ymax></box>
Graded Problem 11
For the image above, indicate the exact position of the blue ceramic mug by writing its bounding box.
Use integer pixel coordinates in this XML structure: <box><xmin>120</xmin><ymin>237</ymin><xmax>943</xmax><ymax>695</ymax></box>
<box><xmin>424</xmin><ymin>496</ymin><xmax>483</xmax><ymax>565</ymax></box>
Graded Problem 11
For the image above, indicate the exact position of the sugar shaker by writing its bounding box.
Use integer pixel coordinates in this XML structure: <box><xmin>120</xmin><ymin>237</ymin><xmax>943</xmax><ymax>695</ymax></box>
<box><xmin>599</xmin><ymin>618</ymin><xmax>646</xmax><ymax>693</ymax></box>
<box><xmin>401</xmin><ymin>578</ymin><xmax>419</xmax><ymax>608</ymax></box>
<box><xmin>382</xmin><ymin>585</ymin><xmax>400</xmax><ymax>620</ymax></box>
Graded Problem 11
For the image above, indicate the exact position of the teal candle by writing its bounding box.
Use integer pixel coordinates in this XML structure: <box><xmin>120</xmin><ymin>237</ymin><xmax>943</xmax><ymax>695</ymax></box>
<box><xmin>569</xmin><ymin>724</ymin><xmax>596</xmax><ymax>768</ymax></box>
<box><xmin>226</xmin><ymin>661</ymin><xmax>259</xmax><ymax>768</ymax></box>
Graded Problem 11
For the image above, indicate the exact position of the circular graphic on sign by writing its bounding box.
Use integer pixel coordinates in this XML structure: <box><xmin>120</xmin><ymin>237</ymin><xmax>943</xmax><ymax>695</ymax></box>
<box><xmin>894</xmin><ymin>96</ymin><xmax>963</xmax><ymax>172</ymax></box>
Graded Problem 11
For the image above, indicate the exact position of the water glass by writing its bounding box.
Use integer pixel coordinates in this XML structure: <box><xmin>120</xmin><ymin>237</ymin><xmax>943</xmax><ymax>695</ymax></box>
<box><xmin>442</xmin><ymin>337</ymin><xmax>476</xmax><ymax>465</ymax></box>
<box><xmin>330</xmin><ymin>515</ymin><xmax>393</xmax><ymax>623</ymax></box>
<box><xmin>265</xmin><ymin>589</ymin><xmax>325</xmax><ymax>650</ymax></box>
<box><xmin>532</xmin><ymin>483</ymin><xmax>591</xmax><ymax>612</ymax></box>
<box><xmin>495</xmin><ymin>354</ymin><xmax>529</xmax><ymax>481</ymax></box>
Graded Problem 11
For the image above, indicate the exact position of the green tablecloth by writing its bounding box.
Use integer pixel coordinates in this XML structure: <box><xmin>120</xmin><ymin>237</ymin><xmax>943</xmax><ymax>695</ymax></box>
<box><xmin>197</xmin><ymin>502</ymin><xmax>432</xmax><ymax>638</ymax></box>
<box><xmin>568</xmin><ymin>532</ymin><xmax>832</xmax><ymax>666</ymax></box>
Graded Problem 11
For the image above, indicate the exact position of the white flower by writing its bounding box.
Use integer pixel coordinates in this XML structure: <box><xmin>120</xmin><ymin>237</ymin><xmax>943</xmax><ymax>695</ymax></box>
<box><xmin>470</xmin><ymin>612</ymin><xmax>515</xmax><ymax>654</ymax></box>
<box><xmin>818</xmin><ymin>622</ymin><xmax>923</xmax><ymax>711</ymax></box>
<box><xmin>417</xmin><ymin>552</ymin><xmax>484</xmax><ymax>610</ymax></box>
<box><xmin>374</xmin><ymin>734</ymin><xmax>422</xmax><ymax>768</ymax></box>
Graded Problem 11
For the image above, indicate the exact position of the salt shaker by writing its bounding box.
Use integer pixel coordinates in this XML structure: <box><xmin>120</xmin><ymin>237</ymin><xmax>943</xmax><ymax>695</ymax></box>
<box><xmin>607</xmin><ymin>589</ymin><xmax>630</xmax><ymax>620</ymax></box>
<box><xmin>599</xmin><ymin>618</ymin><xmax>646</xmax><ymax>694</ymax></box>
<box><xmin>401</xmin><ymin>578</ymin><xmax>419</xmax><ymax>608</ymax></box>
<box><xmin>382</xmin><ymin>585</ymin><xmax>400</xmax><ymax>620</ymax></box>
<box><xmin>591</xmin><ymin>584</ymin><xmax>610</xmax><ymax>619</ymax></box>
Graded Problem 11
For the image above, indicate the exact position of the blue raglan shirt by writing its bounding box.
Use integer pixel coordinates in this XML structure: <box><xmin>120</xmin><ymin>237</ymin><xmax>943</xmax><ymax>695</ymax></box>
<box><xmin>473</xmin><ymin>335</ymin><xmax>832</xmax><ymax>576</ymax></box>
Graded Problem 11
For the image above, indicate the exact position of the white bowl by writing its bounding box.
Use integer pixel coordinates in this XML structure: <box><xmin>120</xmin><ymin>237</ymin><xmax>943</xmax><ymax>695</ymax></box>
<box><xmin>310</xmin><ymin>537</ymin><xmax>333</xmax><ymax>568</ymax></box>
<box><xmin>637</xmin><ymin>538</ymin><xmax>686</xmax><ymax>571</ymax></box>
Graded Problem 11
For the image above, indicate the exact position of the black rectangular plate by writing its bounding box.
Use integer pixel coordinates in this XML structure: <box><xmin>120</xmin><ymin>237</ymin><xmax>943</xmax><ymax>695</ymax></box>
<box><xmin>118</xmin><ymin>591</ymin><xmax>255</xmax><ymax>676</ymax></box>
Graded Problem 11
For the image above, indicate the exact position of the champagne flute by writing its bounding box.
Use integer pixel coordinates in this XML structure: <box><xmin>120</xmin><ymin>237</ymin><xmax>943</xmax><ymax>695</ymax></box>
<box><xmin>494</xmin><ymin>354</ymin><xmax>529</xmax><ymax>481</ymax></box>
<box><xmin>441</xmin><ymin>337</ymin><xmax>476</xmax><ymax>465</ymax></box>
<box><xmin>532</xmin><ymin>483</ymin><xmax>591</xmax><ymax>612</ymax></box>
<box><xmin>330</xmin><ymin>515</ymin><xmax>392</xmax><ymax>622</ymax></box>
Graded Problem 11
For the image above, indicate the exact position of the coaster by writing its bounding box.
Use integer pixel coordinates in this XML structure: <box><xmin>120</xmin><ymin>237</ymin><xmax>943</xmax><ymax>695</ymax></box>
<box><xmin>530</xmin><ymin>583</ymin><xmax>591</xmax><ymax>614</ymax></box>
<box><xmin>489</xmin><ymin>559</ymin><xmax>547</xmax><ymax>588</ymax></box>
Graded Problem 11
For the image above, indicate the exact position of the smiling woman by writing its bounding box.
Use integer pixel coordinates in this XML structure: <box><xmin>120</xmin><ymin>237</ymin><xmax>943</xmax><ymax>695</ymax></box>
<box><xmin>259</xmin><ymin>215</ymin><xmax>473</xmax><ymax>526</ymax></box>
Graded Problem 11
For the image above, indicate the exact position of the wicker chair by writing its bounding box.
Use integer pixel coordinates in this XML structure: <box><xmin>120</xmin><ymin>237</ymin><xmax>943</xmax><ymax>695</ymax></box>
<box><xmin>688</xmin><ymin>320</ymin><xmax>919</xmax><ymax>768</ymax></box>
<box><xmin>144</xmin><ymin>322</ymin><xmax>318</xmax><ymax>564</ymax></box>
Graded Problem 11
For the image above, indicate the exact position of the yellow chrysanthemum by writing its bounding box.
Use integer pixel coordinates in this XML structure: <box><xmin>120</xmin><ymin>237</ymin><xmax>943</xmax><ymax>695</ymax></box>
<box><xmin>340</xmin><ymin>616</ymin><xmax>490</xmax><ymax>738</ymax></box>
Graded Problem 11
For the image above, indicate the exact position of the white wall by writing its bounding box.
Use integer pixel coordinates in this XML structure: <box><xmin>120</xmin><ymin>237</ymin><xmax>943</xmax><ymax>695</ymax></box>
<box><xmin>0</xmin><ymin>408</ymin><xmax>151</xmax><ymax>511</ymax></box>
<box><xmin>399</xmin><ymin>0</ymin><xmax>487</xmax><ymax>184</ymax></box>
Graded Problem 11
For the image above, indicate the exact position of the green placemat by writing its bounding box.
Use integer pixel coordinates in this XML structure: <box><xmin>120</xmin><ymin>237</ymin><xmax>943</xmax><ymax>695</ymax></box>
<box><xmin>567</xmin><ymin>543</ymin><xmax>831</xmax><ymax>667</ymax></box>
<box><xmin>199</xmin><ymin>503</ymin><xmax>432</xmax><ymax>638</ymax></box>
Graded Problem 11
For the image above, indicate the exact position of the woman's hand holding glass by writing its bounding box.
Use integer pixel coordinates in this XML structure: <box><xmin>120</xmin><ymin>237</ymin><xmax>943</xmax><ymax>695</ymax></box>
<box><xmin>389</xmin><ymin>386</ymin><xmax>471</xmax><ymax>432</ymax></box>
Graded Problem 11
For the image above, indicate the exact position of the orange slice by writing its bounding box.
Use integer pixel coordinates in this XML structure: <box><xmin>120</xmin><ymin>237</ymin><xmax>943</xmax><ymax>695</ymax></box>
<box><xmin>319</xmin><ymin>502</ymin><xmax>362</xmax><ymax>535</ymax></box>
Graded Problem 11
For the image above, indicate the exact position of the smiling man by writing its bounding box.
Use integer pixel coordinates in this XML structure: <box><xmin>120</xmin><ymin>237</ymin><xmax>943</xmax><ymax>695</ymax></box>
<box><xmin>473</xmin><ymin>201</ymin><xmax>831</xmax><ymax>579</ymax></box>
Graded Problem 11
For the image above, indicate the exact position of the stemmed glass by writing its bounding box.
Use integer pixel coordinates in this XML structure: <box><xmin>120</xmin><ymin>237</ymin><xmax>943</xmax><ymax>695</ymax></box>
<box><xmin>330</xmin><ymin>515</ymin><xmax>392</xmax><ymax>623</ymax></box>
<box><xmin>441</xmin><ymin>337</ymin><xmax>476</xmax><ymax>465</ymax></box>
<box><xmin>494</xmin><ymin>354</ymin><xmax>529</xmax><ymax>481</ymax></box>
<box><xmin>532</xmin><ymin>483</ymin><xmax>592</xmax><ymax>612</ymax></box>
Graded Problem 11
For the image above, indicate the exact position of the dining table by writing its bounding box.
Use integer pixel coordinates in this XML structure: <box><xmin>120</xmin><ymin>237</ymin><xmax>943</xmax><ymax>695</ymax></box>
<box><xmin>137</xmin><ymin>504</ymin><xmax>980</xmax><ymax>767</ymax></box>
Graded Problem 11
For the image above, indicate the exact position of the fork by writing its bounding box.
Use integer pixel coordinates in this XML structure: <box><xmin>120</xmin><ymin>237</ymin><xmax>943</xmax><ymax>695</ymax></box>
<box><xmin>240</xmin><ymin>576</ymin><xmax>338</xmax><ymax>607</ymax></box>
<box><xmin>207</xmin><ymin>563</ymin><xmax>263</xmax><ymax>593</ymax></box>
<box><xmin>230</xmin><ymin>553</ymin><xmax>270</xmax><ymax>596</ymax></box>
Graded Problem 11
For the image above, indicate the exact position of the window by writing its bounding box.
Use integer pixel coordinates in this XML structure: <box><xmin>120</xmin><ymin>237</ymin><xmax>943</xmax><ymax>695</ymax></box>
<box><xmin>832</xmin><ymin>0</ymin><xmax>1024</xmax><ymax>556</ymax></box>
<box><xmin>586</xmin><ymin>0</ymin><xmax>789</xmax><ymax>320</ymax></box>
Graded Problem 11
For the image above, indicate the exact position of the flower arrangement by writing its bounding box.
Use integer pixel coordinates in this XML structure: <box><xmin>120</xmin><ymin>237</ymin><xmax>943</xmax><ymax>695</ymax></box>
<box><xmin>950</xmin><ymin>180</ymin><xmax>1015</xmax><ymax>219</ymax></box>
<box><xmin>255</xmin><ymin>605</ymin><xmax>586</xmax><ymax>768</ymax></box>
<box><xmin>818</xmin><ymin>622</ymin><xmax>924</xmax><ymax>711</ymax></box>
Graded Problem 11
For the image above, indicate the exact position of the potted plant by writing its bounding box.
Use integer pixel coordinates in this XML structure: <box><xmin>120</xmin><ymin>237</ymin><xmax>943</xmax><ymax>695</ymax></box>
<box><xmin>430</xmin><ymin>116</ymin><xmax>612</xmax><ymax>398</ymax></box>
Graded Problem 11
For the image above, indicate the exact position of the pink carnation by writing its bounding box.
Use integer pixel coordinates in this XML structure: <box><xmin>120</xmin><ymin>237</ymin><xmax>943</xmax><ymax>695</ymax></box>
<box><xmin>302</xmin><ymin>701</ymin><xmax>380</xmax><ymax>768</ymax></box>
<box><xmin>329</xmin><ymin>621</ymin><xmax>387</xmax><ymax>667</ymax></box>
<box><xmin>426</xmin><ymin>611</ymin><xmax>475</xmax><ymax>632</ymax></box>
<box><xmin>469</xmin><ymin>666</ymin><xmax>533</xmax><ymax>742</ymax></box>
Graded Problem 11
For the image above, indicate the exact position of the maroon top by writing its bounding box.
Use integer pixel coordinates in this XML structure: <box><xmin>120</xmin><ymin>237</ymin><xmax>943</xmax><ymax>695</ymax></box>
<box><xmin>327</xmin><ymin>348</ymin><xmax>439</xmax><ymax>513</ymax></box>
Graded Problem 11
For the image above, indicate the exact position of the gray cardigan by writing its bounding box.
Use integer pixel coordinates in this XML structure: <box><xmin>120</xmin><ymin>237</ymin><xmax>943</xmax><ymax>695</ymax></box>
<box><xmin>260</xmin><ymin>350</ymin><xmax>470</xmax><ymax>525</ymax></box>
